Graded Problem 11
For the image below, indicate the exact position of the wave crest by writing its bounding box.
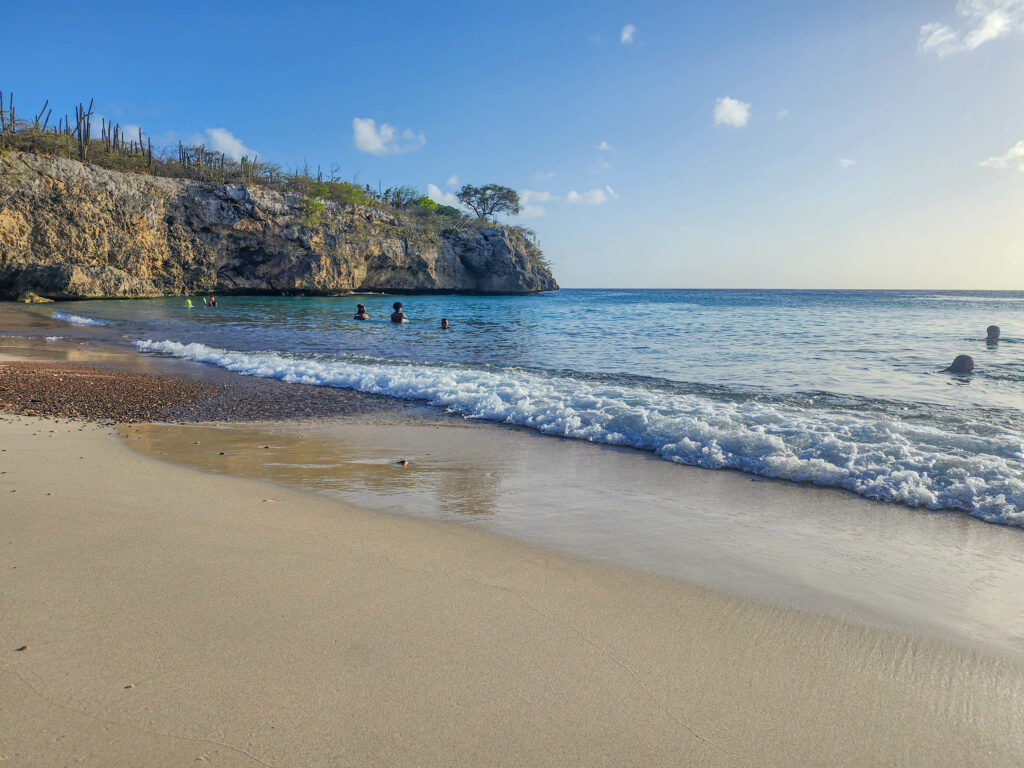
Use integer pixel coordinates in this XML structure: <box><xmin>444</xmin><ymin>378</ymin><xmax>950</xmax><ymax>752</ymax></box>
<box><xmin>52</xmin><ymin>312</ymin><xmax>109</xmax><ymax>327</ymax></box>
<box><xmin>135</xmin><ymin>339</ymin><xmax>1024</xmax><ymax>527</ymax></box>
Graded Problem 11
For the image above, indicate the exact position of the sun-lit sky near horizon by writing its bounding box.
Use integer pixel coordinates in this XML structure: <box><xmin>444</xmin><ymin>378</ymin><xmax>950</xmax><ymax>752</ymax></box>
<box><xmin>3</xmin><ymin>0</ymin><xmax>1023</xmax><ymax>289</ymax></box>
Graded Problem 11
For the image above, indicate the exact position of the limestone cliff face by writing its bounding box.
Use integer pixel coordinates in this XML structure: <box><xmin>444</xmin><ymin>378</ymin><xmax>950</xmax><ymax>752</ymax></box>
<box><xmin>0</xmin><ymin>151</ymin><xmax>557</xmax><ymax>299</ymax></box>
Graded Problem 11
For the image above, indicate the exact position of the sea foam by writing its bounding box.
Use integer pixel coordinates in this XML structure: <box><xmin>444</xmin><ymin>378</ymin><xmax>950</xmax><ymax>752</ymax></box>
<box><xmin>135</xmin><ymin>339</ymin><xmax>1024</xmax><ymax>527</ymax></box>
<box><xmin>52</xmin><ymin>312</ymin><xmax>109</xmax><ymax>327</ymax></box>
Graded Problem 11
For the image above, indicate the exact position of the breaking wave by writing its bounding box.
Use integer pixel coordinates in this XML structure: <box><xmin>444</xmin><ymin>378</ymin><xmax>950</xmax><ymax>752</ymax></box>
<box><xmin>136</xmin><ymin>339</ymin><xmax>1024</xmax><ymax>527</ymax></box>
<box><xmin>52</xmin><ymin>312</ymin><xmax>109</xmax><ymax>326</ymax></box>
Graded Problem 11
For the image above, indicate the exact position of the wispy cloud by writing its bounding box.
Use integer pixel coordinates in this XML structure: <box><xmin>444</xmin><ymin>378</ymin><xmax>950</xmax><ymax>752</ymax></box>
<box><xmin>839</xmin><ymin>158</ymin><xmax>856</xmax><ymax>168</ymax></box>
<box><xmin>919</xmin><ymin>0</ymin><xmax>1024</xmax><ymax>56</ymax></box>
<box><xmin>713</xmin><ymin>96</ymin><xmax>751</xmax><ymax>127</ymax></box>
<box><xmin>518</xmin><ymin>190</ymin><xmax>555</xmax><ymax>218</ymax></box>
<box><xmin>352</xmin><ymin>118</ymin><xmax>425</xmax><ymax>155</ymax></box>
<box><xmin>566</xmin><ymin>185</ymin><xmax>617</xmax><ymax>205</ymax></box>
<box><xmin>202</xmin><ymin>128</ymin><xmax>256</xmax><ymax>159</ymax></box>
<box><xmin>446</xmin><ymin>175</ymin><xmax>459</xmax><ymax>186</ymax></box>
<box><xmin>596</xmin><ymin>140</ymin><xmax>614</xmax><ymax>151</ymax></box>
<box><xmin>776</xmin><ymin>108</ymin><xmax>789</xmax><ymax>120</ymax></box>
<box><xmin>621</xmin><ymin>24</ymin><xmax>636</xmax><ymax>44</ymax></box>
<box><xmin>521</xmin><ymin>190</ymin><xmax>555</xmax><ymax>204</ymax></box>
<box><xmin>980</xmin><ymin>139</ymin><xmax>1024</xmax><ymax>170</ymax></box>
<box><xmin>519</xmin><ymin>205</ymin><xmax>547</xmax><ymax>219</ymax></box>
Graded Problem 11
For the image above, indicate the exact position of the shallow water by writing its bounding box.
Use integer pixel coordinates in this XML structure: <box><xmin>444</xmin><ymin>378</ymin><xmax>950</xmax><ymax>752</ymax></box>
<box><xmin>38</xmin><ymin>289</ymin><xmax>1024</xmax><ymax>526</ymax></box>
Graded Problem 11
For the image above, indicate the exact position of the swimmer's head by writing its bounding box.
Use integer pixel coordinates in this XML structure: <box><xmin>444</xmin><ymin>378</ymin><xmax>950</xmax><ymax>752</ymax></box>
<box><xmin>393</xmin><ymin>301</ymin><xmax>403</xmax><ymax>311</ymax></box>
<box><xmin>441</xmin><ymin>318</ymin><xmax>449</xmax><ymax>330</ymax></box>
<box><xmin>987</xmin><ymin>325</ymin><xmax>1001</xmax><ymax>341</ymax></box>
<box><xmin>945</xmin><ymin>355</ymin><xmax>975</xmax><ymax>375</ymax></box>
<box><xmin>356</xmin><ymin>304</ymin><xmax>365</xmax><ymax>313</ymax></box>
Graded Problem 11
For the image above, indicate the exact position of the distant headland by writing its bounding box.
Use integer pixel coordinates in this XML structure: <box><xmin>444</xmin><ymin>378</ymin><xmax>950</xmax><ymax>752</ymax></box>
<box><xmin>0</xmin><ymin>94</ymin><xmax>557</xmax><ymax>300</ymax></box>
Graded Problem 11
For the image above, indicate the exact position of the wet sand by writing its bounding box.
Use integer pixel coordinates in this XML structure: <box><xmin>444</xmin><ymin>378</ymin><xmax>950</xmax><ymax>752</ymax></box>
<box><xmin>3</xmin><ymin>414</ymin><xmax>1024</xmax><ymax>767</ymax></box>
<box><xmin>124</xmin><ymin>418</ymin><xmax>1024</xmax><ymax>655</ymax></box>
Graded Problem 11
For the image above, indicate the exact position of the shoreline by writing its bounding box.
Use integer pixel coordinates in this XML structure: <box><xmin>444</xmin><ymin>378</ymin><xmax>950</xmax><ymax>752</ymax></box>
<box><xmin>3</xmin><ymin>310</ymin><xmax>1024</xmax><ymax>655</ymax></box>
<box><xmin>4</xmin><ymin>413</ymin><xmax>1024</xmax><ymax>766</ymax></box>
<box><xmin>3</xmin><ymin>312</ymin><xmax>1024</xmax><ymax>763</ymax></box>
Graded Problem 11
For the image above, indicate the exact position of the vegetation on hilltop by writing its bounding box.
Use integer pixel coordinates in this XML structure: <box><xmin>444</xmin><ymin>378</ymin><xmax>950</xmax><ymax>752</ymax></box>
<box><xmin>0</xmin><ymin>92</ymin><xmax>541</xmax><ymax>259</ymax></box>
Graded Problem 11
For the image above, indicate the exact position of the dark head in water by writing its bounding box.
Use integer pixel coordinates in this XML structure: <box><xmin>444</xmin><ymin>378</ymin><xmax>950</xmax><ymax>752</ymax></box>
<box><xmin>986</xmin><ymin>325</ymin><xmax>1001</xmax><ymax>343</ymax></box>
<box><xmin>944</xmin><ymin>355</ymin><xmax>975</xmax><ymax>375</ymax></box>
<box><xmin>393</xmin><ymin>301</ymin><xmax>403</xmax><ymax>311</ymax></box>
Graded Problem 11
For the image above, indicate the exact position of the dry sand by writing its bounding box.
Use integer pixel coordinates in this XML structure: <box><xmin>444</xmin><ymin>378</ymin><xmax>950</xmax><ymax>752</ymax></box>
<box><xmin>2</xmin><ymin>414</ymin><xmax>1023</xmax><ymax>767</ymax></box>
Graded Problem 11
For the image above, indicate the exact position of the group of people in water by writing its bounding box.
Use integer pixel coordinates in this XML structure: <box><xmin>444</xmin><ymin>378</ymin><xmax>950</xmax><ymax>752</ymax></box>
<box><xmin>185</xmin><ymin>297</ymin><xmax>1001</xmax><ymax>369</ymax></box>
<box><xmin>354</xmin><ymin>301</ymin><xmax>449</xmax><ymax>330</ymax></box>
<box><xmin>944</xmin><ymin>325</ymin><xmax>1002</xmax><ymax>375</ymax></box>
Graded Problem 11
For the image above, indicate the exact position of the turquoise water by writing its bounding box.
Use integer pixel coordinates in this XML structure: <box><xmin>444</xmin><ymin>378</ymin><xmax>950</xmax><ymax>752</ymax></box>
<box><xmin>49</xmin><ymin>290</ymin><xmax>1024</xmax><ymax>525</ymax></box>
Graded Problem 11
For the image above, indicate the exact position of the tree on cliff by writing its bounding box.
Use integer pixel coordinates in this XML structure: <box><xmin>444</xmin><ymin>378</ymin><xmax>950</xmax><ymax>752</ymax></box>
<box><xmin>456</xmin><ymin>184</ymin><xmax>520</xmax><ymax>220</ymax></box>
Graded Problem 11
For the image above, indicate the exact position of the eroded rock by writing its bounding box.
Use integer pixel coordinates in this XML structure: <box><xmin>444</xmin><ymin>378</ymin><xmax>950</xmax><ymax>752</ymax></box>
<box><xmin>0</xmin><ymin>152</ymin><xmax>558</xmax><ymax>299</ymax></box>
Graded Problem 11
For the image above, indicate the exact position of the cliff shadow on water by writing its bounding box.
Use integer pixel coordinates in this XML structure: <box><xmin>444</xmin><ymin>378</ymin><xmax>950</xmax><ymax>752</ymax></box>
<box><xmin>0</xmin><ymin>151</ymin><xmax>557</xmax><ymax>300</ymax></box>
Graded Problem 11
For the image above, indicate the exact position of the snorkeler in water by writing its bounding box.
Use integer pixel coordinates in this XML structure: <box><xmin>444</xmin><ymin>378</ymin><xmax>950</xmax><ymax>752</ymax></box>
<box><xmin>390</xmin><ymin>302</ymin><xmax>408</xmax><ymax>324</ymax></box>
<box><xmin>354</xmin><ymin>303</ymin><xmax>369</xmax><ymax>321</ymax></box>
<box><xmin>440</xmin><ymin>318</ymin><xmax>449</xmax><ymax>330</ymax></box>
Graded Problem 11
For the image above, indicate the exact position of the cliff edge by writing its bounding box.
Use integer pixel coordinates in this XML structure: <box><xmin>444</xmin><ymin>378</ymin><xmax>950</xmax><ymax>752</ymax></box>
<box><xmin>0</xmin><ymin>151</ymin><xmax>557</xmax><ymax>299</ymax></box>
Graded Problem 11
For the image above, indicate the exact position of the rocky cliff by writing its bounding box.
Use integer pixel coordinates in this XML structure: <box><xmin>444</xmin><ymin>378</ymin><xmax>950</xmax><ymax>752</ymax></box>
<box><xmin>0</xmin><ymin>151</ymin><xmax>557</xmax><ymax>299</ymax></box>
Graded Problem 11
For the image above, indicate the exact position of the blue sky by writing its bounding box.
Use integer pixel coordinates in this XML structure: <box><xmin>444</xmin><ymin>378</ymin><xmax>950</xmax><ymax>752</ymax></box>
<box><xmin>4</xmin><ymin>0</ymin><xmax>1023</xmax><ymax>288</ymax></box>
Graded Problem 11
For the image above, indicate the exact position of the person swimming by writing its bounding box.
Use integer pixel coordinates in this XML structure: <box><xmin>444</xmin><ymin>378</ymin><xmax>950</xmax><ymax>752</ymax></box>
<box><xmin>944</xmin><ymin>355</ymin><xmax>975</xmax><ymax>374</ymax></box>
<box><xmin>440</xmin><ymin>318</ymin><xmax>449</xmax><ymax>330</ymax></box>
<box><xmin>203</xmin><ymin>295</ymin><xmax>218</xmax><ymax>307</ymax></box>
<box><xmin>390</xmin><ymin>302</ymin><xmax>408</xmax><ymax>324</ymax></box>
<box><xmin>185</xmin><ymin>299</ymin><xmax>193</xmax><ymax>307</ymax></box>
<box><xmin>354</xmin><ymin>303</ymin><xmax>369</xmax><ymax>321</ymax></box>
<box><xmin>986</xmin><ymin>325</ymin><xmax>1000</xmax><ymax>344</ymax></box>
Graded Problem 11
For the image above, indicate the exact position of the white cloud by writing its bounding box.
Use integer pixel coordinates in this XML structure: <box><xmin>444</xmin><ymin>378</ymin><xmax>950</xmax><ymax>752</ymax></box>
<box><xmin>776</xmin><ymin>108</ymin><xmax>789</xmax><ymax>120</ymax></box>
<box><xmin>604</xmin><ymin>185</ymin><xmax>619</xmax><ymax>199</ymax></box>
<box><xmin>446</xmin><ymin>175</ymin><xmax>459</xmax><ymax>186</ymax></box>
<box><xmin>919</xmin><ymin>0</ymin><xmax>1024</xmax><ymax>56</ymax></box>
<box><xmin>520</xmin><ymin>190</ymin><xmax>555</xmax><ymax>204</ymax></box>
<box><xmin>979</xmin><ymin>139</ymin><xmax>1024</xmax><ymax>170</ymax></box>
<box><xmin>203</xmin><ymin>128</ymin><xmax>256</xmax><ymax>159</ymax></box>
<box><xmin>596</xmin><ymin>140</ymin><xmax>614</xmax><ymax>151</ymax></box>
<box><xmin>517</xmin><ymin>190</ymin><xmax>555</xmax><ymax>218</ymax></box>
<box><xmin>427</xmin><ymin>183</ymin><xmax>460</xmax><ymax>206</ymax></box>
<box><xmin>566</xmin><ymin>187</ymin><xmax>612</xmax><ymax>205</ymax></box>
<box><xmin>621</xmin><ymin>24</ymin><xmax>636</xmax><ymax>44</ymax></box>
<box><xmin>714</xmin><ymin>96</ymin><xmax>751</xmax><ymax>127</ymax></box>
<box><xmin>839</xmin><ymin>158</ymin><xmax>856</xmax><ymax>168</ymax></box>
<box><xmin>352</xmin><ymin>117</ymin><xmax>425</xmax><ymax>155</ymax></box>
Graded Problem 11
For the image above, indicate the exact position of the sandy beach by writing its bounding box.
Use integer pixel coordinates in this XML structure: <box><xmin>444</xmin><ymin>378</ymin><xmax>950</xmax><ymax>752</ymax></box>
<box><xmin>2</xmin><ymin>310</ymin><xmax>1024</xmax><ymax>766</ymax></box>
<box><xmin>3</xmin><ymin>409</ymin><xmax>1024</xmax><ymax>767</ymax></box>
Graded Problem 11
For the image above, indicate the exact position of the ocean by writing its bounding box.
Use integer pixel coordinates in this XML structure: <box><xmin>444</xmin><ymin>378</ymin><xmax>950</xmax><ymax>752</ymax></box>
<box><xmin>49</xmin><ymin>289</ymin><xmax>1024</xmax><ymax>527</ymax></box>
